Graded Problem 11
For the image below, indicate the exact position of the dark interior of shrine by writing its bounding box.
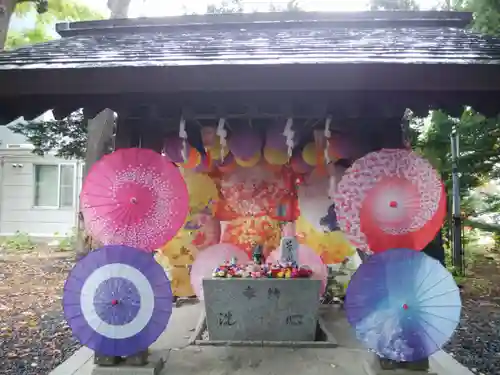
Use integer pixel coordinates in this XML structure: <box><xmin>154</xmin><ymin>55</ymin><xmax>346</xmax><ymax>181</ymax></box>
<box><xmin>1</xmin><ymin>11</ymin><xmax>500</xmax><ymax>154</ymax></box>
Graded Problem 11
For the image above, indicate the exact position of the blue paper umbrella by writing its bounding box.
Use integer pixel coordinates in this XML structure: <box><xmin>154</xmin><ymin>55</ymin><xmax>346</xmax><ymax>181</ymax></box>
<box><xmin>63</xmin><ymin>245</ymin><xmax>173</xmax><ymax>357</ymax></box>
<box><xmin>345</xmin><ymin>248</ymin><xmax>461</xmax><ymax>362</ymax></box>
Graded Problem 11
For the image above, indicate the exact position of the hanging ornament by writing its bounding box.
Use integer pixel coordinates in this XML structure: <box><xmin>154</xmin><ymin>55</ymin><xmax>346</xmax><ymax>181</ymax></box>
<box><xmin>324</xmin><ymin>117</ymin><xmax>332</xmax><ymax>164</ymax></box>
<box><xmin>264</xmin><ymin>147</ymin><xmax>289</xmax><ymax>166</ymax></box>
<box><xmin>209</xmin><ymin>137</ymin><xmax>229</xmax><ymax>161</ymax></box>
<box><xmin>291</xmin><ymin>152</ymin><xmax>313</xmax><ymax>174</ymax></box>
<box><xmin>313</xmin><ymin>128</ymin><xmax>327</xmax><ymax>175</ymax></box>
<box><xmin>201</xmin><ymin>126</ymin><xmax>216</xmax><ymax>148</ymax></box>
<box><xmin>228</xmin><ymin>128</ymin><xmax>262</xmax><ymax>160</ymax></box>
<box><xmin>179</xmin><ymin>117</ymin><xmax>188</xmax><ymax>161</ymax></box>
<box><xmin>295</xmin><ymin>174</ymin><xmax>305</xmax><ymax>186</ymax></box>
<box><xmin>216</xmin><ymin>118</ymin><xmax>227</xmax><ymax>162</ymax></box>
<box><xmin>327</xmin><ymin>162</ymin><xmax>347</xmax><ymax>198</ymax></box>
<box><xmin>194</xmin><ymin>155</ymin><xmax>213</xmax><ymax>173</ymax></box>
<box><xmin>179</xmin><ymin>147</ymin><xmax>201</xmax><ymax>169</ymax></box>
<box><xmin>163</xmin><ymin>137</ymin><xmax>185</xmax><ymax>163</ymax></box>
<box><xmin>264</xmin><ymin>121</ymin><xmax>290</xmax><ymax>166</ymax></box>
<box><xmin>314</xmin><ymin>129</ymin><xmax>326</xmax><ymax>149</ymax></box>
<box><xmin>235</xmin><ymin>151</ymin><xmax>261</xmax><ymax>168</ymax></box>
<box><xmin>302</xmin><ymin>142</ymin><xmax>317</xmax><ymax>166</ymax></box>
<box><xmin>266</xmin><ymin>123</ymin><xmax>288</xmax><ymax>150</ymax></box>
<box><xmin>216</xmin><ymin>152</ymin><xmax>237</xmax><ymax>174</ymax></box>
<box><xmin>283</xmin><ymin>118</ymin><xmax>294</xmax><ymax>158</ymax></box>
<box><xmin>201</xmin><ymin>126</ymin><xmax>216</xmax><ymax>169</ymax></box>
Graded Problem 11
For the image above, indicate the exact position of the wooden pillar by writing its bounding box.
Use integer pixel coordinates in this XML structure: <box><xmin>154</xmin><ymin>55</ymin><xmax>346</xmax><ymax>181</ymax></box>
<box><xmin>75</xmin><ymin>108</ymin><xmax>116</xmax><ymax>260</ymax></box>
<box><xmin>92</xmin><ymin>114</ymin><xmax>157</xmax><ymax>368</ymax></box>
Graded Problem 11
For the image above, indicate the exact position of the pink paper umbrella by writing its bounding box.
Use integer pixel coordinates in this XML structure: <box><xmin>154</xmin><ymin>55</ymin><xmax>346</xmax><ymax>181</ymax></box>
<box><xmin>267</xmin><ymin>244</ymin><xmax>328</xmax><ymax>295</ymax></box>
<box><xmin>80</xmin><ymin>148</ymin><xmax>189</xmax><ymax>251</ymax></box>
<box><xmin>190</xmin><ymin>243</ymin><xmax>249</xmax><ymax>300</ymax></box>
<box><xmin>334</xmin><ymin>148</ymin><xmax>446</xmax><ymax>254</ymax></box>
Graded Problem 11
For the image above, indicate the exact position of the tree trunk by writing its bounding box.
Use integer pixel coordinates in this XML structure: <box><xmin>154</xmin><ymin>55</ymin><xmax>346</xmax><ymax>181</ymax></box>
<box><xmin>107</xmin><ymin>0</ymin><xmax>131</xmax><ymax>19</ymax></box>
<box><xmin>0</xmin><ymin>0</ymin><xmax>17</xmax><ymax>50</ymax></box>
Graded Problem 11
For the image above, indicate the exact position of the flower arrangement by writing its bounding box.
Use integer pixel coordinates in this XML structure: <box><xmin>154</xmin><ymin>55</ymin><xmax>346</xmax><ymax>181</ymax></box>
<box><xmin>212</xmin><ymin>259</ymin><xmax>313</xmax><ymax>279</ymax></box>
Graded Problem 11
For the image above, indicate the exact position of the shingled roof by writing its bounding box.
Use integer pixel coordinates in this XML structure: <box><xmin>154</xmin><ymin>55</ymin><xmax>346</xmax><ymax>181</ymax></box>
<box><xmin>1</xmin><ymin>11</ymin><xmax>500</xmax><ymax>121</ymax></box>
<box><xmin>0</xmin><ymin>11</ymin><xmax>498</xmax><ymax>70</ymax></box>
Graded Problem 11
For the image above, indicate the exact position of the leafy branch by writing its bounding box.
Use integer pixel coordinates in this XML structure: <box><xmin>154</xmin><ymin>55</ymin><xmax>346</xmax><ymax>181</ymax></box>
<box><xmin>8</xmin><ymin>111</ymin><xmax>87</xmax><ymax>159</ymax></box>
<box><xmin>6</xmin><ymin>0</ymin><xmax>105</xmax><ymax>50</ymax></box>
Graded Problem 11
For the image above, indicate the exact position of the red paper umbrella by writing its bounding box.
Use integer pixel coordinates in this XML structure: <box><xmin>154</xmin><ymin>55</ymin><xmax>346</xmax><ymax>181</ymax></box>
<box><xmin>334</xmin><ymin>149</ymin><xmax>446</xmax><ymax>254</ymax></box>
<box><xmin>80</xmin><ymin>148</ymin><xmax>189</xmax><ymax>251</ymax></box>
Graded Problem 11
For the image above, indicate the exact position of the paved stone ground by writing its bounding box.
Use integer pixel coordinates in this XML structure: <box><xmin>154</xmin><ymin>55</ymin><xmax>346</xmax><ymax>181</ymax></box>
<box><xmin>53</xmin><ymin>303</ymin><xmax>472</xmax><ymax>375</ymax></box>
<box><xmin>165</xmin><ymin>346</ymin><xmax>370</xmax><ymax>375</ymax></box>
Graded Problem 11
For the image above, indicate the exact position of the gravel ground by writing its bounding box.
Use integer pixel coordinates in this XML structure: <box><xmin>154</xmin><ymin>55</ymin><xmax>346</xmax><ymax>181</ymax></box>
<box><xmin>2</xmin><ymin>247</ymin><xmax>500</xmax><ymax>375</ymax></box>
<box><xmin>0</xmin><ymin>250</ymin><xmax>79</xmax><ymax>375</ymax></box>
<box><xmin>444</xmin><ymin>254</ymin><xmax>500</xmax><ymax>375</ymax></box>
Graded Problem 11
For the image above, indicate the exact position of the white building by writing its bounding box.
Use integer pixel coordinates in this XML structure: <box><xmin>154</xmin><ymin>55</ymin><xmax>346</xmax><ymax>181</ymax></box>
<box><xmin>0</xmin><ymin>125</ymin><xmax>83</xmax><ymax>238</ymax></box>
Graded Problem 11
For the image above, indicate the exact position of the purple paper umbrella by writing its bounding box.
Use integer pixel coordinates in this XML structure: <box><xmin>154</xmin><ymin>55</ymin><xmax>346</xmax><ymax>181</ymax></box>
<box><xmin>228</xmin><ymin>129</ymin><xmax>262</xmax><ymax>159</ymax></box>
<box><xmin>63</xmin><ymin>245</ymin><xmax>173</xmax><ymax>357</ymax></box>
<box><xmin>345</xmin><ymin>249</ymin><xmax>461</xmax><ymax>362</ymax></box>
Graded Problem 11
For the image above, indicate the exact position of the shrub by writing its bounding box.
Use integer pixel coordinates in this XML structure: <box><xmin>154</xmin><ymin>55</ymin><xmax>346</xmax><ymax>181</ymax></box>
<box><xmin>1</xmin><ymin>231</ymin><xmax>35</xmax><ymax>251</ymax></box>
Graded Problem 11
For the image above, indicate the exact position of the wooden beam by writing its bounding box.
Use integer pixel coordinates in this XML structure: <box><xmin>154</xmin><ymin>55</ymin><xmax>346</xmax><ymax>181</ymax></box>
<box><xmin>2</xmin><ymin>90</ymin><xmax>500</xmax><ymax>122</ymax></box>
<box><xmin>3</xmin><ymin>64</ymin><xmax>500</xmax><ymax>97</ymax></box>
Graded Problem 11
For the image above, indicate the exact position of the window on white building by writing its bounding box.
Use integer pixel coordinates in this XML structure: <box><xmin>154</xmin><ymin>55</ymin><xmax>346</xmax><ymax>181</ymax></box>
<box><xmin>34</xmin><ymin>164</ymin><xmax>76</xmax><ymax>208</ymax></box>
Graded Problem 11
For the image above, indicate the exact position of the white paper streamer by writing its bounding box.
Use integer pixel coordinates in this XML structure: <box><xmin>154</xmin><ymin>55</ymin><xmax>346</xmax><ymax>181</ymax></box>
<box><xmin>324</xmin><ymin>116</ymin><xmax>332</xmax><ymax>164</ymax></box>
<box><xmin>283</xmin><ymin>117</ymin><xmax>294</xmax><ymax>158</ymax></box>
<box><xmin>179</xmin><ymin>117</ymin><xmax>188</xmax><ymax>161</ymax></box>
<box><xmin>216</xmin><ymin>118</ymin><xmax>227</xmax><ymax>162</ymax></box>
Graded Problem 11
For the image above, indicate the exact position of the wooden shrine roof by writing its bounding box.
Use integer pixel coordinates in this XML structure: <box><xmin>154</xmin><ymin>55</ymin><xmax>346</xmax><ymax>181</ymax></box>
<box><xmin>1</xmin><ymin>11</ymin><xmax>497</xmax><ymax>70</ymax></box>
<box><xmin>1</xmin><ymin>11</ymin><xmax>500</xmax><ymax>122</ymax></box>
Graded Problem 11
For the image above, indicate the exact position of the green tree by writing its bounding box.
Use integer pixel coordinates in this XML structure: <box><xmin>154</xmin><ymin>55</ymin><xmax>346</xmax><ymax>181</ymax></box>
<box><xmin>9</xmin><ymin>111</ymin><xmax>87</xmax><ymax>159</ymax></box>
<box><xmin>206</xmin><ymin>0</ymin><xmax>243</xmax><ymax>14</ymax></box>
<box><xmin>468</xmin><ymin>0</ymin><xmax>500</xmax><ymax>35</ymax></box>
<box><xmin>432</xmin><ymin>0</ymin><xmax>468</xmax><ymax>10</ymax></box>
<box><xmin>208</xmin><ymin>0</ymin><xmax>301</xmax><ymax>14</ymax></box>
<box><xmin>269</xmin><ymin>0</ymin><xmax>302</xmax><ymax>12</ymax></box>
<box><xmin>429</xmin><ymin>0</ymin><xmax>500</xmax><ymax>35</ymax></box>
<box><xmin>411</xmin><ymin>109</ymin><xmax>500</xmax><ymax>227</ymax></box>
<box><xmin>369</xmin><ymin>0</ymin><xmax>419</xmax><ymax>11</ymax></box>
<box><xmin>3</xmin><ymin>0</ymin><xmax>104</xmax><ymax>50</ymax></box>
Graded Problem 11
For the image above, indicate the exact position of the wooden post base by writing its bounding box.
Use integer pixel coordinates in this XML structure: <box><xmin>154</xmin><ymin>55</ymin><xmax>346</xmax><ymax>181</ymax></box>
<box><xmin>379</xmin><ymin>358</ymin><xmax>430</xmax><ymax>371</ymax></box>
<box><xmin>124</xmin><ymin>351</ymin><xmax>149</xmax><ymax>366</ymax></box>
<box><xmin>92</xmin><ymin>351</ymin><xmax>168</xmax><ymax>375</ymax></box>
<box><xmin>364</xmin><ymin>355</ymin><xmax>437</xmax><ymax>375</ymax></box>
<box><xmin>94</xmin><ymin>354</ymin><xmax>121</xmax><ymax>366</ymax></box>
<box><xmin>94</xmin><ymin>350</ymin><xmax>149</xmax><ymax>367</ymax></box>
